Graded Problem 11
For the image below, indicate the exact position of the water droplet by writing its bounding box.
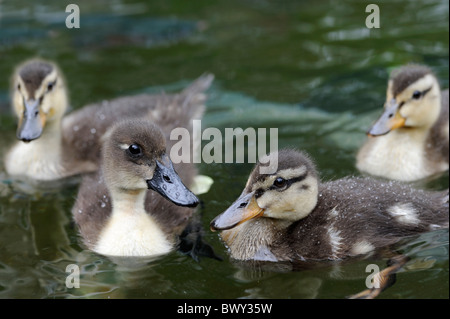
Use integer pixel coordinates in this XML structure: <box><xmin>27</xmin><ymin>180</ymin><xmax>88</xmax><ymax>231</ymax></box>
<box><xmin>90</xmin><ymin>128</ymin><xmax>96</xmax><ymax>134</ymax></box>
<box><xmin>101</xmin><ymin>202</ymin><xmax>106</xmax><ymax>208</ymax></box>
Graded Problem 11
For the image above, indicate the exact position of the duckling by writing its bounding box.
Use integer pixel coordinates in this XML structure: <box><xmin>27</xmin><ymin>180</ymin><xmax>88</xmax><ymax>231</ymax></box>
<box><xmin>211</xmin><ymin>149</ymin><xmax>449</xmax><ymax>262</ymax></box>
<box><xmin>356</xmin><ymin>64</ymin><xmax>449</xmax><ymax>181</ymax></box>
<box><xmin>72</xmin><ymin>119</ymin><xmax>200</xmax><ymax>257</ymax></box>
<box><xmin>4</xmin><ymin>58</ymin><xmax>213</xmax><ymax>183</ymax></box>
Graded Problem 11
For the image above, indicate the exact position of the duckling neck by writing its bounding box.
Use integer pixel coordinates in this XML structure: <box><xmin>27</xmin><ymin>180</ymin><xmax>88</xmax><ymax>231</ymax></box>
<box><xmin>111</xmin><ymin>189</ymin><xmax>148</xmax><ymax>215</ymax></box>
<box><xmin>94</xmin><ymin>188</ymin><xmax>173</xmax><ymax>257</ymax></box>
<box><xmin>5</xmin><ymin>120</ymin><xmax>65</xmax><ymax>181</ymax></box>
<box><xmin>221</xmin><ymin>218</ymin><xmax>291</xmax><ymax>262</ymax></box>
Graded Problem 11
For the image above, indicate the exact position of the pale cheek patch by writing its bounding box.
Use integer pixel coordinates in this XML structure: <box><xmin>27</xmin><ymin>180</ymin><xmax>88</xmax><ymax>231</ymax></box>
<box><xmin>13</xmin><ymin>93</ymin><xmax>24</xmax><ymax>117</ymax></box>
<box><xmin>386</xmin><ymin>80</ymin><xmax>393</xmax><ymax>101</ymax></box>
<box><xmin>257</xmin><ymin>190</ymin><xmax>282</xmax><ymax>212</ymax></box>
<box><xmin>277</xmin><ymin>166</ymin><xmax>307</xmax><ymax>180</ymax></box>
<box><xmin>387</xmin><ymin>203</ymin><xmax>420</xmax><ymax>226</ymax></box>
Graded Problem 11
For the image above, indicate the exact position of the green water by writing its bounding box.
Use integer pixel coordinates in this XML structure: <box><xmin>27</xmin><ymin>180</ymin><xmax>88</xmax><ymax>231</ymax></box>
<box><xmin>0</xmin><ymin>0</ymin><xmax>448</xmax><ymax>299</ymax></box>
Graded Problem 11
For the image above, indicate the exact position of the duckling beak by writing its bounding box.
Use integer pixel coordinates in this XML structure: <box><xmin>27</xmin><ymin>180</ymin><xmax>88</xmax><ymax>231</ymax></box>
<box><xmin>367</xmin><ymin>99</ymin><xmax>406</xmax><ymax>136</ymax></box>
<box><xmin>147</xmin><ymin>155</ymin><xmax>199</xmax><ymax>208</ymax></box>
<box><xmin>17</xmin><ymin>98</ymin><xmax>46</xmax><ymax>142</ymax></box>
<box><xmin>210</xmin><ymin>192</ymin><xmax>265</xmax><ymax>231</ymax></box>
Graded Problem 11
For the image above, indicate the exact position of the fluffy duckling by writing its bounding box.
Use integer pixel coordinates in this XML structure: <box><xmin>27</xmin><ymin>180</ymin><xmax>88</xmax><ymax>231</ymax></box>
<box><xmin>211</xmin><ymin>149</ymin><xmax>449</xmax><ymax>262</ymax></box>
<box><xmin>356</xmin><ymin>64</ymin><xmax>449</xmax><ymax>181</ymax></box>
<box><xmin>4</xmin><ymin>58</ymin><xmax>213</xmax><ymax>182</ymax></box>
<box><xmin>72</xmin><ymin>119</ymin><xmax>199</xmax><ymax>257</ymax></box>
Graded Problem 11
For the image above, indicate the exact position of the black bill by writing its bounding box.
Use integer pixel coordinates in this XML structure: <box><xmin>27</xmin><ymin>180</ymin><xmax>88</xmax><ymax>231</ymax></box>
<box><xmin>147</xmin><ymin>155</ymin><xmax>199</xmax><ymax>208</ymax></box>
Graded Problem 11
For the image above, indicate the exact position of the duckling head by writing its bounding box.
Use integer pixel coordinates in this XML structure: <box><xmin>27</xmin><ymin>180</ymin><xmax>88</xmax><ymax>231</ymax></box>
<box><xmin>102</xmin><ymin>119</ymin><xmax>199</xmax><ymax>207</ymax></box>
<box><xmin>211</xmin><ymin>149</ymin><xmax>319</xmax><ymax>231</ymax></box>
<box><xmin>368</xmin><ymin>64</ymin><xmax>442</xmax><ymax>136</ymax></box>
<box><xmin>12</xmin><ymin>59</ymin><xmax>68</xmax><ymax>142</ymax></box>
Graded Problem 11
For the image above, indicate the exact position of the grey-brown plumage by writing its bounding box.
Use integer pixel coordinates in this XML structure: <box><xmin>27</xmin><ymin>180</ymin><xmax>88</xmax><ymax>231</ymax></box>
<box><xmin>5</xmin><ymin>58</ymin><xmax>214</xmax><ymax>182</ymax></box>
<box><xmin>72</xmin><ymin>119</ymin><xmax>200</xmax><ymax>256</ymax></box>
<box><xmin>211</xmin><ymin>149</ymin><xmax>449</xmax><ymax>262</ymax></box>
<box><xmin>427</xmin><ymin>89</ymin><xmax>449</xmax><ymax>165</ymax></box>
<box><xmin>285</xmin><ymin>177</ymin><xmax>448</xmax><ymax>261</ymax></box>
<box><xmin>390</xmin><ymin>64</ymin><xmax>432</xmax><ymax>97</ymax></box>
<box><xmin>18</xmin><ymin>61</ymin><xmax>54</xmax><ymax>99</ymax></box>
<box><xmin>62</xmin><ymin>73</ymin><xmax>212</xmax><ymax>167</ymax></box>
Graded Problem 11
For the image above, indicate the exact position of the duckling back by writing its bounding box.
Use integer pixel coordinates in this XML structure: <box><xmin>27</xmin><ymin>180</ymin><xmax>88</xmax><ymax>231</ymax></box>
<box><xmin>426</xmin><ymin>89</ymin><xmax>449</xmax><ymax>166</ymax></box>
<box><xmin>290</xmin><ymin>178</ymin><xmax>449</xmax><ymax>260</ymax></box>
<box><xmin>62</xmin><ymin>74</ymin><xmax>213</xmax><ymax>170</ymax></box>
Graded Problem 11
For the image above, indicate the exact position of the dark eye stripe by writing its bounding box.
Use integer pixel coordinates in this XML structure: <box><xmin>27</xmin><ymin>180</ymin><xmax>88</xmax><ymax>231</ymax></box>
<box><xmin>407</xmin><ymin>86</ymin><xmax>432</xmax><ymax>103</ymax></box>
<box><xmin>397</xmin><ymin>86</ymin><xmax>432</xmax><ymax>109</ymax></box>
<box><xmin>420</xmin><ymin>86</ymin><xmax>432</xmax><ymax>98</ymax></box>
<box><xmin>255</xmin><ymin>189</ymin><xmax>264</xmax><ymax>199</ymax></box>
<box><xmin>47</xmin><ymin>79</ymin><xmax>57</xmax><ymax>92</ymax></box>
<box><xmin>267</xmin><ymin>172</ymin><xmax>308</xmax><ymax>192</ymax></box>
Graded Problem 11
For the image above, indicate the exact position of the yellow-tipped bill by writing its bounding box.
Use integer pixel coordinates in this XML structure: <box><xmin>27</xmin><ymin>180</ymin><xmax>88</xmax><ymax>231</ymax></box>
<box><xmin>367</xmin><ymin>99</ymin><xmax>406</xmax><ymax>136</ymax></box>
<box><xmin>210</xmin><ymin>192</ymin><xmax>264</xmax><ymax>231</ymax></box>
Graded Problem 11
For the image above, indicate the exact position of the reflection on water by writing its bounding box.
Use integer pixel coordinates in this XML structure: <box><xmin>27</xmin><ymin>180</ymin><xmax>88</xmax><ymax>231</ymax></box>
<box><xmin>0</xmin><ymin>0</ymin><xmax>448</xmax><ymax>299</ymax></box>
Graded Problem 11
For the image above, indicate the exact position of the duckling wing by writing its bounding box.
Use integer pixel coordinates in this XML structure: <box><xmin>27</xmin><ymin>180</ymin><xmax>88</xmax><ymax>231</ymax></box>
<box><xmin>61</xmin><ymin>74</ymin><xmax>213</xmax><ymax>166</ymax></box>
<box><xmin>61</xmin><ymin>94</ymin><xmax>171</xmax><ymax>164</ymax></box>
<box><xmin>430</xmin><ymin>89</ymin><xmax>449</xmax><ymax>163</ymax></box>
<box><xmin>288</xmin><ymin>178</ymin><xmax>449</xmax><ymax>260</ymax></box>
<box><xmin>72</xmin><ymin>171</ymin><xmax>112</xmax><ymax>249</ymax></box>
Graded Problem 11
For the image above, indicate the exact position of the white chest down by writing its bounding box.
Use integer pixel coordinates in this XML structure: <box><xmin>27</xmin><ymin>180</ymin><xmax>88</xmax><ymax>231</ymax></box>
<box><xmin>94</xmin><ymin>203</ymin><xmax>173</xmax><ymax>257</ymax></box>
<box><xmin>5</xmin><ymin>138</ymin><xmax>64</xmax><ymax>181</ymax></box>
<box><xmin>357</xmin><ymin>130</ymin><xmax>446</xmax><ymax>181</ymax></box>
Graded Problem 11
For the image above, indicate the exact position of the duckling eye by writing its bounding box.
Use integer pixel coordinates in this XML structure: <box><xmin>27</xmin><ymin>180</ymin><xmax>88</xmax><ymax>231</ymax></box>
<box><xmin>412</xmin><ymin>90</ymin><xmax>422</xmax><ymax>100</ymax></box>
<box><xmin>127</xmin><ymin>144</ymin><xmax>142</xmax><ymax>157</ymax></box>
<box><xmin>17</xmin><ymin>83</ymin><xmax>21</xmax><ymax>91</ymax></box>
<box><xmin>47</xmin><ymin>81</ymin><xmax>55</xmax><ymax>92</ymax></box>
<box><xmin>273</xmin><ymin>177</ymin><xmax>287</xmax><ymax>188</ymax></box>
